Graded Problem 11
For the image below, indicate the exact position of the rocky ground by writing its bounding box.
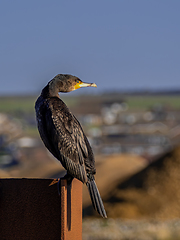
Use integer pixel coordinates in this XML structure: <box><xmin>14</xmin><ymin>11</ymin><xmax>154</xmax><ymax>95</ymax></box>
<box><xmin>82</xmin><ymin>218</ymin><xmax>180</xmax><ymax>240</ymax></box>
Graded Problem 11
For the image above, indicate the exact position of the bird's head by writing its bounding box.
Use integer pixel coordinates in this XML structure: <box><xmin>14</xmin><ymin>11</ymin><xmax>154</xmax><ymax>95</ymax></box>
<box><xmin>48</xmin><ymin>74</ymin><xmax>97</xmax><ymax>96</ymax></box>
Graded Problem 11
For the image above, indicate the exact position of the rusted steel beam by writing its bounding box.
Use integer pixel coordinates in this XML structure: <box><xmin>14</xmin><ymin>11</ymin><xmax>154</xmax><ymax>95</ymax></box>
<box><xmin>0</xmin><ymin>178</ymin><xmax>82</xmax><ymax>240</ymax></box>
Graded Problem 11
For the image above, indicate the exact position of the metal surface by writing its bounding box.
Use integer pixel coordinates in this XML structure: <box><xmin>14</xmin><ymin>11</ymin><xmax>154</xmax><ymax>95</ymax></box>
<box><xmin>0</xmin><ymin>178</ymin><xmax>82</xmax><ymax>240</ymax></box>
<box><xmin>61</xmin><ymin>178</ymin><xmax>82</xmax><ymax>240</ymax></box>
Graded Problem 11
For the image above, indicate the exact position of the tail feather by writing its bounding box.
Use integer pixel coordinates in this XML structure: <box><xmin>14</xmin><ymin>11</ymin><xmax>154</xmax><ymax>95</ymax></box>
<box><xmin>87</xmin><ymin>179</ymin><xmax>107</xmax><ymax>218</ymax></box>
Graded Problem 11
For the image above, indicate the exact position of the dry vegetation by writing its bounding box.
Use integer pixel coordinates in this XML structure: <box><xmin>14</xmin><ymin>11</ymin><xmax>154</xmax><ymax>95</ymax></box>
<box><xmin>102</xmin><ymin>146</ymin><xmax>180</xmax><ymax>219</ymax></box>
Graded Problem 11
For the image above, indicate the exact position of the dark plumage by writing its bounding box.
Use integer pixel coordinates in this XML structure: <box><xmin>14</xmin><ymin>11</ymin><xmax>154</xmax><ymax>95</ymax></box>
<box><xmin>35</xmin><ymin>74</ymin><xmax>107</xmax><ymax>218</ymax></box>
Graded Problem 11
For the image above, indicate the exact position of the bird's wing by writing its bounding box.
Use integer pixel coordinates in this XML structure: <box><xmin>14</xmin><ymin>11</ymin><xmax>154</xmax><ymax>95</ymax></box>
<box><xmin>45</xmin><ymin>99</ymin><xmax>89</xmax><ymax>183</ymax></box>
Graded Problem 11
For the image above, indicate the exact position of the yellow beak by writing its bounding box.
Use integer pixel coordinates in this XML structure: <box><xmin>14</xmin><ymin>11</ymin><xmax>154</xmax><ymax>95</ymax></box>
<box><xmin>74</xmin><ymin>81</ymin><xmax>97</xmax><ymax>90</ymax></box>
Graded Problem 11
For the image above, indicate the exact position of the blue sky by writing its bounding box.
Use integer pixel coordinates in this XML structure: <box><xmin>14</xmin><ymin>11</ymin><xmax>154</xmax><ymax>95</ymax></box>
<box><xmin>0</xmin><ymin>0</ymin><xmax>180</xmax><ymax>95</ymax></box>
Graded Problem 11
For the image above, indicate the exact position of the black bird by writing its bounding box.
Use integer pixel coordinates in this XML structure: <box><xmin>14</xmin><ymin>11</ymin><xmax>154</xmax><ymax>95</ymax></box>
<box><xmin>35</xmin><ymin>74</ymin><xmax>107</xmax><ymax>218</ymax></box>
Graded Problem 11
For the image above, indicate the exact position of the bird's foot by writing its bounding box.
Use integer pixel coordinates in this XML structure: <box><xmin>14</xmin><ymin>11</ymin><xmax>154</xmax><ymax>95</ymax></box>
<box><xmin>49</xmin><ymin>179</ymin><xmax>59</xmax><ymax>186</ymax></box>
<box><xmin>57</xmin><ymin>173</ymin><xmax>73</xmax><ymax>195</ymax></box>
<box><xmin>62</xmin><ymin>173</ymin><xmax>74</xmax><ymax>185</ymax></box>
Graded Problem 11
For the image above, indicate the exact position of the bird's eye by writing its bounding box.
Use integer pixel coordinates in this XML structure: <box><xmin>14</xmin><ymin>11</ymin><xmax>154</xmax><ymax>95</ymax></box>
<box><xmin>77</xmin><ymin>80</ymin><xmax>79</xmax><ymax>83</ymax></box>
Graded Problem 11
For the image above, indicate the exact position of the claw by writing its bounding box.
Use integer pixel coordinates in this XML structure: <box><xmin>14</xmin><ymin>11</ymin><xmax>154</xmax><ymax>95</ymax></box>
<box><xmin>49</xmin><ymin>179</ymin><xmax>59</xmax><ymax>186</ymax></box>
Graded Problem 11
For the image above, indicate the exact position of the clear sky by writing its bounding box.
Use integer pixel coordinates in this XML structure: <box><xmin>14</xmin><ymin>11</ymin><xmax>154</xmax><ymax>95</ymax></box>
<box><xmin>0</xmin><ymin>0</ymin><xmax>180</xmax><ymax>95</ymax></box>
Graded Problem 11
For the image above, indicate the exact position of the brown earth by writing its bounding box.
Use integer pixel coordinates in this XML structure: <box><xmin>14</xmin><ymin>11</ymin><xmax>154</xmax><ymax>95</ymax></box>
<box><xmin>3</xmin><ymin>146</ymin><xmax>63</xmax><ymax>178</ymax></box>
<box><xmin>82</xmin><ymin>154</ymin><xmax>146</xmax><ymax>208</ymax></box>
<box><xmin>97</xmin><ymin>146</ymin><xmax>180</xmax><ymax>219</ymax></box>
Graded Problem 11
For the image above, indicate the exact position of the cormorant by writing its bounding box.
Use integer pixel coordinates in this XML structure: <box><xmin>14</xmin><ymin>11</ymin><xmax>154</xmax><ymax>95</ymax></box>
<box><xmin>35</xmin><ymin>74</ymin><xmax>107</xmax><ymax>218</ymax></box>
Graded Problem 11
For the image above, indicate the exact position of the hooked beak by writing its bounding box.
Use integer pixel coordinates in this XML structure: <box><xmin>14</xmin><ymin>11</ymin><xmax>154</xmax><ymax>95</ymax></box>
<box><xmin>74</xmin><ymin>81</ymin><xmax>97</xmax><ymax>90</ymax></box>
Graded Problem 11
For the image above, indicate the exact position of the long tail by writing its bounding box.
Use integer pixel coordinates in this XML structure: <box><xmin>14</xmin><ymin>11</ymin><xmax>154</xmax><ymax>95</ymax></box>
<box><xmin>86</xmin><ymin>179</ymin><xmax>107</xmax><ymax>218</ymax></box>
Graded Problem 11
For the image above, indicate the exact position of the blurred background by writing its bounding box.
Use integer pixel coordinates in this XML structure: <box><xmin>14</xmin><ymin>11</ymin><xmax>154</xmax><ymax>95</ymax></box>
<box><xmin>1</xmin><ymin>1</ymin><xmax>180</xmax><ymax>239</ymax></box>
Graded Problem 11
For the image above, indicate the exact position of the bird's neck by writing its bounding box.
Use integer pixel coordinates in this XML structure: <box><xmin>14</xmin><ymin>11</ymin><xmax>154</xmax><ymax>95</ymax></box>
<box><xmin>41</xmin><ymin>84</ymin><xmax>60</xmax><ymax>98</ymax></box>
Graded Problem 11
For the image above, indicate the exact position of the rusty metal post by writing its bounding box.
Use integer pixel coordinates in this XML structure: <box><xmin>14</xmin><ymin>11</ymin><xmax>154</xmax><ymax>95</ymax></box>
<box><xmin>0</xmin><ymin>178</ymin><xmax>82</xmax><ymax>240</ymax></box>
<box><xmin>60</xmin><ymin>178</ymin><xmax>82</xmax><ymax>240</ymax></box>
